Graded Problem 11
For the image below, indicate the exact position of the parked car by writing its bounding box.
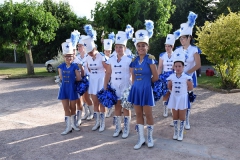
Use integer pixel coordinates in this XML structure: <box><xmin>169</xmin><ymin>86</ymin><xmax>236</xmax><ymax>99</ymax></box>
<box><xmin>45</xmin><ymin>59</ymin><xmax>58</xmax><ymax>73</ymax></box>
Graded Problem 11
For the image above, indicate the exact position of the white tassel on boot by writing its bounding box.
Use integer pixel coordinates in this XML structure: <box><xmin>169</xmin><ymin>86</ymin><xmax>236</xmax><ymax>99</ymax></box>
<box><xmin>106</xmin><ymin>107</ymin><xmax>114</xmax><ymax>118</ymax></box>
<box><xmin>147</xmin><ymin>125</ymin><xmax>154</xmax><ymax>148</ymax></box>
<box><xmin>99</xmin><ymin>112</ymin><xmax>105</xmax><ymax>132</ymax></box>
<box><xmin>173</xmin><ymin>120</ymin><xmax>178</xmax><ymax>140</ymax></box>
<box><xmin>76</xmin><ymin>110</ymin><xmax>82</xmax><ymax>126</ymax></box>
<box><xmin>81</xmin><ymin>104</ymin><xmax>89</xmax><ymax>120</ymax></box>
<box><xmin>113</xmin><ymin>116</ymin><xmax>122</xmax><ymax>137</ymax></box>
<box><xmin>92</xmin><ymin>112</ymin><xmax>100</xmax><ymax>131</ymax></box>
<box><xmin>163</xmin><ymin>101</ymin><xmax>168</xmax><ymax>117</ymax></box>
<box><xmin>71</xmin><ymin>115</ymin><xmax>80</xmax><ymax>131</ymax></box>
<box><xmin>122</xmin><ymin>116</ymin><xmax>130</xmax><ymax>139</ymax></box>
<box><xmin>185</xmin><ymin>109</ymin><xmax>191</xmax><ymax>130</ymax></box>
<box><xmin>178</xmin><ymin>120</ymin><xmax>185</xmax><ymax>141</ymax></box>
<box><xmin>61</xmin><ymin>116</ymin><xmax>72</xmax><ymax>135</ymax></box>
<box><xmin>87</xmin><ymin>105</ymin><xmax>94</xmax><ymax>120</ymax></box>
<box><xmin>134</xmin><ymin>124</ymin><xmax>145</xmax><ymax>150</ymax></box>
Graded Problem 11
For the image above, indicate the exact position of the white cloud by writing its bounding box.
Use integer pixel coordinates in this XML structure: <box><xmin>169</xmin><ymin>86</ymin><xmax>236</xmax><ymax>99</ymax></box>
<box><xmin>0</xmin><ymin>0</ymin><xmax>107</xmax><ymax>19</ymax></box>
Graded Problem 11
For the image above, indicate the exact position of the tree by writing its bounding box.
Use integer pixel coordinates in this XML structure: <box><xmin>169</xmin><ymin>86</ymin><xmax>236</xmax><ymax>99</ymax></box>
<box><xmin>196</xmin><ymin>11</ymin><xmax>240</xmax><ymax>89</ymax></box>
<box><xmin>0</xmin><ymin>0</ymin><xmax>59</xmax><ymax>74</ymax></box>
<box><xmin>32</xmin><ymin>0</ymin><xmax>89</xmax><ymax>63</ymax></box>
<box><xmin>91</xmin><ymin>0</ymin><xmax>175</xmax><ymax>55</ymax></box>
<box><xmin>216</xmin><ymin>0</ymin><xmax>240</xmax><ymax>15</ymax></box>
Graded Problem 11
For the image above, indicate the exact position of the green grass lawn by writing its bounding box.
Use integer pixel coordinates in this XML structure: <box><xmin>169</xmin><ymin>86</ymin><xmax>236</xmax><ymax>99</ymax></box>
<box><xmin>198</xmin><ymin>73</ymin><xmax>222</xmax><ymax>89</ymax></box>
<box><xmin>0</xmin><ymin>67</ymin><xmax>56</xmax><ymax>78</ymax></box>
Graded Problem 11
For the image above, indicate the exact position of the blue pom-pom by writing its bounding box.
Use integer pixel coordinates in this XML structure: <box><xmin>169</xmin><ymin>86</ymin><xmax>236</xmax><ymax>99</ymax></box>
<box><xmin>84</xmin><ymin>24</ymin><xmax>97</xmax><ymax>40</ymax></box>
<box><xmin>187</xmin><ymin>11</ymin><xmax>198</xmax><ymax>27</ymax></box>
<box><xmin>108</xmin><ymin>32</ymin><xmax>115</xmax><ymax>43</ymax></box>
<box><xmin>145</xmin><ymin>20</ymin><xmax>154</xmax><ymax>38</ymax></box>
<box><xmin>188</xmin><ymin>92</ymin><xmax>197</xmax><ymax>103</ymax></box>
<box><xmin>75</xmin><ymin>75</ymin><xmax>89</xmax><ymax>96</ymax></box>
<box><xmin>97</xmin><ymin>85</ymin><xmax>118</xmax><ymax>108</ymax></box>
<box><xmin>173</xmin><ymin>29</ymin><xmax>181</xmax><ymax>40</ymax></box>
<box><xmin>125</xmin><ymin>24</ymin><xmax>134</xmax><ymax>40</ymax></box>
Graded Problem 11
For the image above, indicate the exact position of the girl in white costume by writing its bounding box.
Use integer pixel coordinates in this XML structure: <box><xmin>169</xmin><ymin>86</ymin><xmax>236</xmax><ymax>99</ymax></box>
<box><xmin>157</xmin><ymin>34</ymin><xmax>176</xmax><ymax>117</ymax></box>
<box><xmin>81</xmin><ymin>24</ymin><xmax>107</xmax><ymax>132</ymax></box>
<box><xmin>167</xmin><ymin>53</ymin><xmax>193</xmax><ymax>141</ymax></box>
<box><xmin>173</xmin><ymin>11</ymin><xmax>200</xmax><ymax>130</ymax></box>
<box><xmin>104</xmin><ymin>26</ymin><xmax>133</xmax><ymax>138</ymax></box>
<box><xmin>103</xmin><ymin>33</ymin><xmax>115</xmax><ymax>118</ymax></box>
<box><xmin>76</xmin><ymin>36</ymin><xmax>94</xmax><ymax>122</ymax></box>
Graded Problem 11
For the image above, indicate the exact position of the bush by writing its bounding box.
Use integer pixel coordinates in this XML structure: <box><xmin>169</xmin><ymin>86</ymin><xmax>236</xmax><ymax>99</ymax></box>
<box><xmin>196</xmin><ymin>10</ymin><xmax>240</xmax><ymax>89</ymax></box>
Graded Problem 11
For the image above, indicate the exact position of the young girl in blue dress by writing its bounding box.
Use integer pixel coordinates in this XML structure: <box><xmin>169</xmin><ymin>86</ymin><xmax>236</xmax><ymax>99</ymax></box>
<box><xmin>167</xmin><ymin>53</ymin><xmax>193</xmax><ymax>141</ymax></box>
<box><xmin>128</xmin><ymin>20</ymin><xmax>158</xmax><ymax>149</ymax></box>
<box><xmin>58</xmin><ymin>41</ymin><xmax>81</xmax><ymax>135</ymax></box>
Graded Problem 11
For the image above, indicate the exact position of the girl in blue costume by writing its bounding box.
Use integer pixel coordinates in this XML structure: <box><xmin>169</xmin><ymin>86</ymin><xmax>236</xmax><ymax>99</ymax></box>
<box><xmin>128</xmin><ymin>20</ymin><xmax>158</xmax><ymax>149</ymax></box>
<box><xmin>173</xmin><ymin>11</ymin><xmax>201</xmax><ymax>130</ymax></box>
<box><xmin>58</xmin><ymin>41</ymin><xmax>81</xmax><ymax>135</ymax></box>
<box><xmin>104</xmin><ymin>25</ymin><xmax>134</xmax><ymax>139</ymax></box>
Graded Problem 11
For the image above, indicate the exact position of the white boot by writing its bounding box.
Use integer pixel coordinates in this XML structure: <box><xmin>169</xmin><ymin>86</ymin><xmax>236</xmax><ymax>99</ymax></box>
<box><xmin>81</xmin><ymin>104</ymin><xmax>89</xmax><ymax>120</ymax></box>
<box><xmin>113</xmin><ymin>116</ymin><xmax>122</xmax><ymax>137</ymax></box>
<box><xmin>106</xmin><ymin>107</ymin><xmax>114</xmax><ymax>118</ymax></box>
<box><xmin>147</xmin><ymin>125</ymin><xmax>154</xmax><ymax>148</ymax></box>
<box><xmin>76</xmin><ymin>110</ymin><xmax>82</xmax><ymax>126</ymax></box>
<box><xmin>71</xmin><ymin>115</ymin><xmax>80</xmax><ymax>131</ymax></box>
<box><xmin>163</xmin><ymin>101</ymin><xmax>168</xmax><ymax>117</ymax></box>
<box><xmin>185</xmin><ymin>109</ymin><xmax>191</xmax><ymax>130</ymax></box>
<box><xmin>173</xmin><ymin>120</ymin><xmax>178</xmax><ymax>140</ymax></box>
<box><xmin>122</xmin><ymin>116</ymin><xmax>130</xmax><ymax>139</ymax></box>
<box><xmin>87</xmin><ymin>105</ymin><xmax>94</xmax><ymax>120</ymax></box>
<box><xmin>92</xmin><ymin>112</ymin><xmax>100</xmax><ymax>131</ymax></box>
<box><xmin>99</xmin><ymin>112</ymin><xmax>105</xmax><ymax>132</ymax></box>
<box><xmin>178</xmin><ymin>120</ymin><xmax>185</xmax><ymax>141</ymax></box>
<box><xmin>134</xmin><ymin>124</ymin><xmax>145</xmax><ymax>150</ymax></box>
<box><xmin>61</xmin><ymin>116</ymin><xmax>72</xmax><ymax>135</ymax></box>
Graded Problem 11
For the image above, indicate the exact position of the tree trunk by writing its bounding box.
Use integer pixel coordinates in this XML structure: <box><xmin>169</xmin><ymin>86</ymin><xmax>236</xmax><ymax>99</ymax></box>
<box><xmin>25</xmin><ymin>45</ymin><xmax>35</xmax><ymax>75</ymax></box>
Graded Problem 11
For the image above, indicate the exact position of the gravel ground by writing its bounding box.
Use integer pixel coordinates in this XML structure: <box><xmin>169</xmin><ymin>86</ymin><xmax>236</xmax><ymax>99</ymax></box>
<box><xmin>0</xmin><ymin>76</ymin><xmax>239</xmax><ymax>160</ymax></box>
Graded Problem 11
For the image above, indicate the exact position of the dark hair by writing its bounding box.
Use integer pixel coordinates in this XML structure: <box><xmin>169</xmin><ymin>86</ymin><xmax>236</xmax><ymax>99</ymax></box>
<box><xmin>174</xmin><ymin>61</ymin><xmax>184</xmax><ymax>66</ymax></box>
<box><xmin>185</xmin><ymin>35</ymin><xmax>195</xmax><ymax>45</ymax></box>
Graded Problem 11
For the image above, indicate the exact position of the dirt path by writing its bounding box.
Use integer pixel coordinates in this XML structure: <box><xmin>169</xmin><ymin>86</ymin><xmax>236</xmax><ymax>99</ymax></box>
<box><xmin>0</xmin><ymin>77</ymin><xmax>239</xmax><ymax>160</ymax></box>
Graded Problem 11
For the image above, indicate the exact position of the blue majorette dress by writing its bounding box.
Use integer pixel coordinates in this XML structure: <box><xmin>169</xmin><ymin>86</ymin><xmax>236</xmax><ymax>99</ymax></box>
<box><xmin>58</xmin><ymin>62</ymin><xmax>79</xmax><ymax>100</ymax></box>
<box><xmin>128</xmin><ymin>54</ymin><xmax>156</xmax><ymax>106</ymax></box>
<box><xmin>173</xmin><ymin>45</ymin><xmax>199</xmax><ymax>87</ymax></box>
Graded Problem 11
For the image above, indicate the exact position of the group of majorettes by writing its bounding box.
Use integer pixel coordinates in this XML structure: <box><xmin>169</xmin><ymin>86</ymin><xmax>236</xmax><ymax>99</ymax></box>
<box><xmin>57</xmin><ymin>11</ymin><xmax>200</xmax><ymax>149</ymax></box>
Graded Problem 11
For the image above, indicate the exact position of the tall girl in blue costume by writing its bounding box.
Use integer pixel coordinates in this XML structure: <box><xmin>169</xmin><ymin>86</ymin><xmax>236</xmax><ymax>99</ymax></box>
<box><xmin>81</xmin><ymin>24</ymin><xmax>107</xmax><ymax>132</ymax></box>
<box><xmin>104</xmin><ymin>25</ymin><xmax>134</xmax><ymax>139</ymax></box>
<box><xmin>76</xmin><ymin>35</ymin><xmax>94</xmax><ymax>121</ymax></box>
<box><xmin>173</xmin><ymin>11</ymin><xmax>201</xmax><ymax>130</ymax></box>
<box><xmin>58</xmin><ymin>41</ymin><xmax>81</xmax><ymax>135</ymax></box>
<box><xmin>128</xmin><ymin>20</ymin><xmax>158</xmax><ymax>149</ymax></box>
<box><xmin>157</xmin><ymin>33</ymin><xmax>178</xmax><ymax>117</ymax></box>
<box><xmin>167</xmin><ymin>53</ymin><xmax>193</xmax><ymax>141</ymax></box>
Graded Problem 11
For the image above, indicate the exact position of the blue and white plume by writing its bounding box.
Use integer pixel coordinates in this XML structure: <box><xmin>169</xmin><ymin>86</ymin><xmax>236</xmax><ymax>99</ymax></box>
<box><xmin>71</xmin><ymin>30</ymin><xmax>80</xmax><ymax>48</ymax></box>
<box><xmin>125</xmin><ymin>24</ymin><xmax>134</xmax><ymax>40</ymax></box>
<box><xmin>108</xmin><ymin>32</ymin><xmax>115</xmax><ymax>43</ymax></box>
<box><xmin>187</xmin><ymin>11</ymin><xmax>198</xmax><ymax>27</ymax></box>
<box><xmin>84</xmin><ymin>24</ymin><xmax>97</xmax><ymax>40</ymax></box>
<box><xmin>173</xmin><ymin>29</ymin><xmax>181</xmax><ymax>40</ymax></box>
<box><xmin>145</xmin><ymin>20</ymin><xmax>154</xmax><ymax>38</ymax></box>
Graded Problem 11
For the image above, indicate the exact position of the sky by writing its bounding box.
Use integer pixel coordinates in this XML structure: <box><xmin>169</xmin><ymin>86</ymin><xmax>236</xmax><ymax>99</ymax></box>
<box><xmin>0</xmin><ymin>0</ymin><xmax>108</xmax><ymax>19</ymax></box>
